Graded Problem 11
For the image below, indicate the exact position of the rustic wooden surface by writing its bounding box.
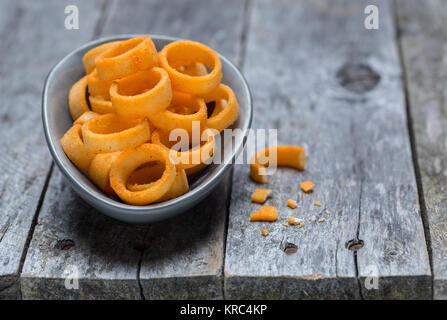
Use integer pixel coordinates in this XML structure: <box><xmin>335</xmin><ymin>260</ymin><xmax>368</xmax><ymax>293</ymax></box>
<box><xmin>224</xmin><ymin>0</ymin><xmax>430</xmax><ymax>299</ymax></box>
<box><xmin>20</xmin><ymin>0</ymin><xmax>245</xmax><ymax>299</ymax></box>
<box><xmin>396</xmin><ymin>0</ymin><xmax>447</xmax><ymax>300</ymax></box>
<box><xmin>0</xmin><ymin>0</ymin><xmax>104</xmax><ymax>299</ymax></box>
<box><xmin>0</xmin><ymin>0</ymin><xmax>444</xmax><ymax>300</ymax></box>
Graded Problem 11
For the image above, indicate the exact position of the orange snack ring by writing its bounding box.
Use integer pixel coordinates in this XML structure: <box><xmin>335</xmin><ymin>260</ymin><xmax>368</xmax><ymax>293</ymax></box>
<box><xmin>203</xmin><ymin>84</ymin><xmax>239</xmax><ymax>133</ymax></box>
<box><xmin>109</xmin><ymin>144</ymin><xmax>176</xmax><ymax>205</ymax></box>
<box><xmin>250</xmin><ymin>146</ymin><xmax>306</xmax><ymax>184</ymax></box>
<box><xmin>73</xmin><ymin>111</ymin><xmax>101</xmax><ymax>126</ymax></box>
<box><xmin>87</xmin><ymin>69</ymin><xmax>113</xmax><ymax>99</ymax></box>
<box><xmin>151</xmin><ymin>128</ymin><xmax>215</xmax><ymax>170</ymax></box>
<box><xmin>89</xmin><ymin>151</ymin><xmax>121</xmax><ymax>195</ymax></box>
<box><xmin>250</xmin><ymin>206</ymin><xmax>278</xmax><ymax>222</ymax></box>
<box><xmin>68</xmin><ymin>76</ymin><xmax>90</xmax><ymax>121</ymax></box>
<box><xmin>82</xmin><ymin>40</ymin><xmax>121</xmax><ymax>74</ymax></box>
<box><xmin>60</xmin><ymin>124</ymin><xmax>95</xmax><ymax>173</ymax></box>
<box><xmin>127</xmin><ymin>165</ymin><xmax>189</xmax><ymax>202</ymax></box>
<box><xmin>110</xmin><ymin>68</ymin><xmax>172</xmax><ymax>118</ymax></box>
<box><xmin>159</xmin><ymin>40</ymin><xmax>222</xmax><ymax>96</ymax></box>
<box><xmin>149</xmin><ymin>91</ymin><xmax>207</xmax><ymax>133</ymax></box>
<box><xmin>82</xmin><ymin>114</ymin><xmax>151</xmax><ymax>153</ymax></box>
<box><xmin>95</xmin><ymin>36</ymin><xmax>158</xmax><ymax>81</ymax></box>
<box><xmin>89</xmin><ymin>95</ymin><xmax>115</xmax><ymax>114</ymax></box>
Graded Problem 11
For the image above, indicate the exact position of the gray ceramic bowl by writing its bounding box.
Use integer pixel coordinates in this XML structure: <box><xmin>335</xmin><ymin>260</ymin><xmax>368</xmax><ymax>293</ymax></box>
<box><xmin>42</xmin><ymin>34</ymin><xmax>252</xmax><ymax>224</ymax></box>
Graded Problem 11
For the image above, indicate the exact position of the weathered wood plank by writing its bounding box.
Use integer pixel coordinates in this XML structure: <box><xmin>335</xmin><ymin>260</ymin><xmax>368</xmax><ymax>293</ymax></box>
<box><xmin>21</xmin><ymin>0</ymin><xmax>246</xmax><ymax>299</ymax></box>
<box><xmin>0</xmin><ymin>0</ymin><xmax>104</xmax><ymax>299</ymax></box>
<box><xmin>225</xmin><ymin>0</ymin><xmax>431</xmax><ymax>299</ymax></box>
<box><xmin>396</xmin><ymin>0</ymin><xmax>447</xmax><ymax>300</ymax></box>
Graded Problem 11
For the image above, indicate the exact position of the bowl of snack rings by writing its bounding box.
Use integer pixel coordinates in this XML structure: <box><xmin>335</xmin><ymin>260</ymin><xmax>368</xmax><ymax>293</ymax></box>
<box><xmin>42</xmin><ymin>34</ymin><xmax>252</xmax><ymax>223</ymax></box>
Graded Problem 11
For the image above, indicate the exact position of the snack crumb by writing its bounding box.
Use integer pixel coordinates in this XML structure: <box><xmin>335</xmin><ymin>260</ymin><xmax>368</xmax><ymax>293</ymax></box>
<box><xmin>314</xmin><ymin>200</ymin><xmax>321</xmax><ymax>207</ymax></box>
<box><xmin>261</xmin><ymin>228</ymin><xmax>269</xmax><ymax>236</ymax></box>
<box><xmin>300</xmin><ymin>181</ymin><xmax>314</xmax><ymax>193</ymax></box>
<box><xmin>318</xmin><ymin>217</ymin><xmax>325</xmax><ymax>223</ymax></box>
<box><xmin>251</xmin><ymin>188</ymin><xmax>273</xmax><ymax>204</ymax></box>
<box><xmin>325</xmin><ymin>210</ymin><xmax>331</xmax><ymax>215</ymax></box>
<box><xmin>288</xmin><ymin>216</ymin><xmax>304</xmax><ymax>227</ymax></box>
<box><xmin>282</xmin><ymin>223</ymin><xmax>288</xmax><ymax>227</ymax></box>
<box><xmin>287</xmin><ymin>199</ymin><xmax>298</xmax><ymax>209</ymax></box>
<box><xmin>250</xmin><ymin>206</ymin><xmax>278</xmax><ymax>222</ymax></box>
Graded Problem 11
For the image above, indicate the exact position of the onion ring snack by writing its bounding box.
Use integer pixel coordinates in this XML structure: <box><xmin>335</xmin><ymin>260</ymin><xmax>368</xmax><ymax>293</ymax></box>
<box><xmin>95</xmin><ymin>36</ymin><xmax>158</xmax><ymax>81</ymax></box>
<box><xmin>149</xmin><ymin>91</ymin><xmax>207</xmax><ymax>133</ymax></box>
<box><xmin>60</xmin><ymin>124</ymin><xmax>95</xmax><ymax>173</ymax></box>
<box><xmin>159</xmin><ymin>40</ymin><xmax>222</xmax><ymax>95</ymax></box>
<box><xmin>89</xmin><ymin>151</ymin><xmax>121</xmax><ymax>195</ymax></box>
<box><xmin>151</xmin><ymin>128</ymin><xmax>215</xmax><ymax>170</ymax></box>
<box><xmin>204</xmin><ymin>84</ymin><xmax>239</xmax><ymax>132</ymax></box>
<box><xmin>89</xmin><ymin>95</ymin><xmax>115</xmax><ymax>114</ymax></box>
<box><xmin>87</xmin><ymin>69</ymin><xmax>113</xmax><ymax>99</ymax></box>
<box><xmin>82</xmin><ymin>40</ymin><xmax>121</xmax><ymax>74</ymax></box>
<box><xmin>82</xmin><ymin>114</ymin><xmax>151</xmax><ymax>153</ymax></box>
<box><xmin>68</xmin><ymin>76</ymin><xmax>90</xmax><ymax>121</ymax></box>
<box><xmin>110</xmin><ymin>67</ymin><xmax>172</xmax><ymax>118</ymax></box>
<box><xmin>110</xmin><ymin>143</ymin><xmax>176</xmax><ymax>205</ymax></box>
<box><xmin>250</xmin><ymin>146</ymin><xmax>306</xmax><ymax>184</ymax></box>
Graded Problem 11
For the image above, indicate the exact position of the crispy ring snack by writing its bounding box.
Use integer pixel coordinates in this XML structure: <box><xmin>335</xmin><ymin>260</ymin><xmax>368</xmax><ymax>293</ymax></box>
<box><xmin>110</xmin><ymin>144</ymin><xmax>176</xmax><ymax>205</ymax></box>
<box><xmin>149</xmin><ymin>91</ymin><xmax>207</xmax><ymax>133</ymax></box>
<box><xmin>159</xmin><ymin>40</ymin><xmax>222</xmax><ymax>95</ymax></box>
<box><xmin>127</xmin><ymin>164</ymin><xmax>189</xmax><ymax>201</ymax></box>
<box><xmin>60</xmin><ymin>124</ymin><xmax>95</xmax><ymax>173</ymax></box>
<box><xmin>82</xmin><ymin>114</ymin><xmax>151</xmax><ymax>153</ymax></box>
<box><xmin>250</xmin><ymin>146</ymin><xmax>306</xmax><ymax>184</ymax></box>
<box><xmin>184</xmin><ymin>162</ymin><xmax>208</xmax><ymax>175</ymax></box>
<box><xmin>204</xmin><ymin>84</ymin><xmax>239</xmax><ymax>132</ymax></box>
<box><xmin>73</xmin><ymin>111</ymin><xmax>100</xmax><ymax>125</ymax></box>
<box><xmin>89</xmin><ymin>151</ymin><xmax>121</xmax><ymax>195</ymax></box>
<box><xmin>82</xmin><ymin>41</ymin><xmax>121</xmax><ymax>74</ymax></box>
<box><xmin>87</xmin><ymin>69</ymin><xmax>113</xmax><ymax>99</ymax></box>
<box><xmin>151</xmin><ymin>128</ymin><xmax>215</xmax><ymax>170</ymax></box>
<box><xmin>110</xmin><ymin>68</ymin><xmax>172</xmax><ymax>118</ymax></box>
<box><xmin>89</xmin><ymin>95</ymin><xmax>115</xmax><ymax>114</ymax></box>
<box><xmin>95</xmin><ymin>36</ymin><xmax>158</xmax><ymax>81</ymax></box>
<box><xmin>68</xmin><ymin>76</ymin><xmax>90</xmax><ymax>121</ymax></box>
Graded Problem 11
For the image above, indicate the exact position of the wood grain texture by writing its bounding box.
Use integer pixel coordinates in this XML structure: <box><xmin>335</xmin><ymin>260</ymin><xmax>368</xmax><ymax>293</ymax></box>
<box><xmin>21</xmin><ymin>0</ymin><xmax>246</xmax><ymax>299</ymax></box>
<box><xmin>0</xmin><ymin>0</ymin><xmax>104</xmax><ymax>299</ymax></box>
<box><xmin>225</xmin><ymin>0</ymin><xmax>431</xmax><ymax>299</ymax></box>
<box><xmin>396</xmin><ymin>0</ymin><xmax>447</xmax><ymax>299</ymax></box>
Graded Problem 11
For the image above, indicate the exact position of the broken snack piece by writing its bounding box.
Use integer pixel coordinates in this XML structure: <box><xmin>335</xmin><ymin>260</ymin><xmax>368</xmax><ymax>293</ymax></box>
<box><xmin>314</xmin><ymin>200</ymin><xmax>321</xmax><ymax>207</ymax></box>
<box><xmin>288</xmin><ymin>216</ymin><xmax>304</xmax><ymax>227</ymax></box>
<box><xmin>250</xmin><ymin>206</ymin><xmax>278</xmax><ymax>222</ymax></box>
<box><xmin>261</xmin><ymin>228</ymin><xmax>269</xmax><ymax>236</ymax></box>
<box><xmin>300</xmin><ymin>181</ymin><xmax>314</xmax><ymax>193</ymax></box>
<box><xmin>250</xmin><ymin>146</ymin><xmax>306</xmax><ymax>184</ymax></box>
<box><xmin>251</xmin><ymin>188</ymin><xmax>273</xmax><ymax>204</ymax></box>
<box><xmin>287</xmin><ymin>199</ymin><xmax>298</xmax><ymax>208</ymax></box>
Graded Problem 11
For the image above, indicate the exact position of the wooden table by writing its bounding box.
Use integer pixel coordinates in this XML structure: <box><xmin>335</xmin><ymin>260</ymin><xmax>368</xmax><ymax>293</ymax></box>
<box><xmin>0</xmin><ymin>0</ymin><xmax>446</xmax><ymax>300</ymax></box>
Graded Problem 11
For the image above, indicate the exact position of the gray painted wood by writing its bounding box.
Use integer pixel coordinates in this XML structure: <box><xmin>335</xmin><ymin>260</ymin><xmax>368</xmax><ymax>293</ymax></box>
<box><xmin>0</xmin><ymin>0</ymin><xmax>104</xmax><ymax>299</ymax></box>
<box><xmin>225</xmin><ymin>0</ymin><xmax>431</xmax><ymax>299</ymax></box>
<box><xmin>21</xmin><ymin>0</ymin><xmax>246</xmax><ymax>299</ymax></box>
<box><xmin>396</xmin><ymin>0</ymin><xmax>447</xmax><ymax>300</ymax></box>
